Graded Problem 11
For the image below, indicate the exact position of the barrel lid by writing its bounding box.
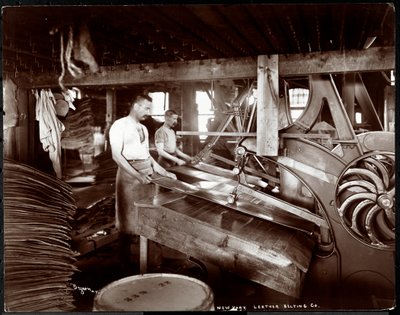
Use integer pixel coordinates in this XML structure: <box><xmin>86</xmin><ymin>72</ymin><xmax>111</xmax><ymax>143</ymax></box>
<box><xmin>94</xmin><ymin>273</ymin><xmax>214</xmax><ymax>311</ymax></box>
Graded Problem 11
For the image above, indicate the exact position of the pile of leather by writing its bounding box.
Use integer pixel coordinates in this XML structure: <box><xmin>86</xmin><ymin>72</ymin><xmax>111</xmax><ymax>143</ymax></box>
<box><xmin>71</xmin><ymin>196</ymin><xmax>115</xmax><ymax>242</ymax></box>
<box><xmin>93</xmin><ymin>150</ymin><xmax>118</xmax><ymax>184</ymax></box>
<box><xmin>61</xmin><ymin>97</ymin><xmax>106</xmax><ymax>152</ymax></box>
<box><xmin>61</xmin><ymin>98</ymin><xmax>95</xmax><ymax>151</ymax></box>
<box><xmin>3</xmin><ymin>159</ymin><xmax>78</xmax><ymax>311</ymax></box>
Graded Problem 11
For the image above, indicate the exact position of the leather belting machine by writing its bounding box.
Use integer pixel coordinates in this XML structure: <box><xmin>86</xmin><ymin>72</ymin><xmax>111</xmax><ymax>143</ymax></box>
<box><xmin>134</xmin><ymin>74</ymin><xmax>395</xmax><ymax>303</ymax></box>
<box><xmin>135</xmin><ymin>171</ymin><xmax>315</xmax><ymax>298</ymax></box>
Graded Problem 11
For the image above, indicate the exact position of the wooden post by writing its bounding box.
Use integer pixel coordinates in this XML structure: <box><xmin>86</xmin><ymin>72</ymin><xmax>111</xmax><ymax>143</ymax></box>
<box><xmin>15</xmin><ymin>88</ymin><xmax>30</xmax><ymax>163</ymax></box>
<box><xmin>139</xmin><ymin>236</ymin><xmax>148</xmax><ymax>274</ymax></box>
<box><xmin>169</xmin><ymin>87</ymin><xmax>182</xmax><ymax>113</ymax></box>
<box><xmin>181</xmin><ymin>83</ymin><xmax>199</xmax><ymax>156</ymax></box>
<box><xmin>384</xmin><ymin>85</ymin><xmax>395</xmax><ymax>132</ymax></box>
<box><xmin>342</xmin><ymin>73</ymin><xmax>356</xmax><ymax>126</ymax></box>
<box><xmin>105</xmin><ymin>89</ymin><xmax>116</xmax><ymax>148</ymax></box>
<box><xmin>3</xmin><ymin>77</ymin><xmax>18</xmax><ymax>159</ymax></box>
<box><xmin>257</xmin><ymin>55</ymin><xmax>279</xmax><ymax>156</ymax></box>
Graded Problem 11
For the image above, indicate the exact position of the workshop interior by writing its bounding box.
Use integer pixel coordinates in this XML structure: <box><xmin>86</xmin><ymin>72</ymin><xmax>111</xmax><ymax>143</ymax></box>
<box><xmin>2</xmin><ymin>3</ymin><xmax>396</xmax><ymax>312</ymax></box>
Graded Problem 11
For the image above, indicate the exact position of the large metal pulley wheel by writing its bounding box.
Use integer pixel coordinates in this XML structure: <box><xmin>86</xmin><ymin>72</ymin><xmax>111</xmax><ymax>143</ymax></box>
<box><xmin>335</xmin><ymin>152</ymin><xmax>395</xmax><ymax>250</ymax></box>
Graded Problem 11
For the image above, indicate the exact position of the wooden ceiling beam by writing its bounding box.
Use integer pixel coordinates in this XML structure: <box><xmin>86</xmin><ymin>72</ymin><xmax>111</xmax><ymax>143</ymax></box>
<box><xmin>146</xmin><ymin>7</ymin><xmax>222</xmax><ymax>58</ymax></box>
<box><xmin>355</xmin><ymin>6</ymin><xmax>371</xmax><ymax>49</ymax></box>
<box><xmin>241</xmin><ymin>6</ymin><xmax>275</xmax><ymax>53</ymax></box>
<box><xmin>268</xmin><ymin>5</ymin><xmax>301</xmax><ymax>54</ymax></box>
<box><xmin>338</xmin><ymin>5</ymin><xmax>346</xmax><ymax>51</ymax></box>
<box><xmin>135</xmin><ymin>22</ymin><xmax>204</xmax><ymax>61</ymax></box>
<box><xmin>4</xmin><ymin>46</ymin><xmax>55</xmax><ymax>63</ymax></box>
<box><xmin>246</xmin><ymin>5</ymin><xmax>287</xmax><ymax>55</ymax></box>
<box><xmin>213</xmin><ymin>6</ymin><xmax>260</xmax><ymax>55</ymax></box>
<box><xmin>169</xmin><ymin>6</ymin><xmax>239</xmax><ymax>57</ymax></box>
<box><xmin>15</xmin><ymin>46</ymin><xmax>394</xmax><ymax>89</ymax></box>
<box><xmin>189</xmin><ymin>6</ymin><xmax>255</xmax><ymax>56</ymax></box>
<box><xmin>287</xmin><ymin>5</ymin><xmax>314</xmax><ymax>54</ymax></box>
<box><xmin>93</xmin><ymin>31</ymin><xmax>154</xmax><ymax>64</ymax></box>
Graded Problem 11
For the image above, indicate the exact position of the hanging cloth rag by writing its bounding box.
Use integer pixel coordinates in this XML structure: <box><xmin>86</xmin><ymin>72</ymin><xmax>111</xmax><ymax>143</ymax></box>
<box><xmin>34</xmin><ymin>89</ymin><xmax>65</xmax><ymax>178</ymax></box>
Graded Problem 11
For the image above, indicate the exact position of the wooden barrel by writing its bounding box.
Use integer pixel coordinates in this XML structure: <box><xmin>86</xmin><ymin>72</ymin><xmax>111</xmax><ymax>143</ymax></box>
<box><xmin>93</xmin><ymin>273</ymin><xmax>214</xmax><ymax>311</ymax></box>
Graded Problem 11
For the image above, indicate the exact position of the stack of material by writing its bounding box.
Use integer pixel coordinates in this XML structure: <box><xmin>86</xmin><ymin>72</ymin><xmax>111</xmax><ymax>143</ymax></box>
<box><xmin>72</xmin><ymin>196</ymin><xmax>115</xmax><ymax>239</ymax></box>
<box><xmin>3</xmin><ymin>159</ymin><xmax>78</xmax><ymax>312</ymax></box>
<box><xmin>61</xmin><ymin>98</ymin><xmax>96</xmax><ymax>151</ymax></box>
<box><xmin>71</xmin><ymin>195</ymin><xmax>117</xmax><ymax>255</ymax></box>
<box><xmin>93</xmin><ymin>150</ymin><xmax>118</xmax><ymax>184</ymax></box>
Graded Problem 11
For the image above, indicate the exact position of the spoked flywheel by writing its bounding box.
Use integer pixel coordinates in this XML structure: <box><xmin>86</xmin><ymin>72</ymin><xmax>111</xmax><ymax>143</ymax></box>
<box><xmin>335</xmin><ymin>152</ymin><xmax>395</xmax><ymax>250</ymax></box>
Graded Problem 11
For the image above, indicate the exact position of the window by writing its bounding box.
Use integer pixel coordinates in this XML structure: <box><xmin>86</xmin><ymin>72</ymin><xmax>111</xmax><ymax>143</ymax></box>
<box><xmin>390</xmin><ymin>70</ymin><xmax>395</xmax><ymax>86</ymax></box>
<box><xmin>355</xmin><ymin>112</ymin><xmax>363</xmax><ymax>124</ymax></box>
<box><xmin>196</xmin><ymin>91</ymin><xmax>214</xmax><ymax>141</ymax></box>
<box><xmin>288</xmin><ymin>88</ymin><xmax>309</xmax><ymax>121</ymax></box>
<box><xmin>148</xmin><ymin>92</ymin><xmax>169</xmax><ymax>122</ymax></box>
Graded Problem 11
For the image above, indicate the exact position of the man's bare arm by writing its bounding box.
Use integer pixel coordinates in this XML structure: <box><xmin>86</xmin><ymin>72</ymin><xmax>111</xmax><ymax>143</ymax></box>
<box><xmin>155</xmin><ymin>143</ymin><xmax>186</xmax><ymax>166</ymax></box>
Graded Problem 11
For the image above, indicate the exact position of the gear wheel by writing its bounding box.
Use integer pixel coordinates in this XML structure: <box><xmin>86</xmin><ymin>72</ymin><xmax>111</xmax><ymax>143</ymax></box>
<box><xmin>335</xmin><ymin>152</ymin><xmax>395</xmax><ymax>250</ymax></box>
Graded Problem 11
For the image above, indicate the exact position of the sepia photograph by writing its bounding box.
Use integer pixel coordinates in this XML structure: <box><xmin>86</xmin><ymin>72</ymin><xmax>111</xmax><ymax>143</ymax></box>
<box><xmin>2</xmin><ymin>3</ymin><xmax>396</xmax><ymax>312</ymax></box>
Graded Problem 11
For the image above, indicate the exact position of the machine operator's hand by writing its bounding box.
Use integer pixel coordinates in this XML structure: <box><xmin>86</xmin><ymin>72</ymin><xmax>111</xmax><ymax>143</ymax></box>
<box><xmin>156</xmin><ymin>169</ymin><xmax>177</xmax><ymax>180</ymax></box>
<box><xmin>188</xmin><ymin>157</ymin><xmax>197</xmax><ymax>165</ymax></box>
<box><xmin>176</xmin><ymin>159</ymin><xmax>186</xmax><ymax>166</ymax></box>
<box><xmin>165</xmin><ymin>172</ymin><xmax>177</xmax><ymax>180</ymax></box>
<box><xmin>137</xmin><ymin>174</ymin><xmax>152</xmax><ymax>184</ymax></box>
<box><xmin>153</xmin><ymin>163</ymin><xmax>177</xmax><ymax>180</ymax></box>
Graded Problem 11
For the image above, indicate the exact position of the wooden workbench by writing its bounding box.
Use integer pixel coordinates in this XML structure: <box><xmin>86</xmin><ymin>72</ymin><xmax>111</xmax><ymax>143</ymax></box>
<box><xmin>134</xmin><ymin>191</ymin><xmax>316</xmax><ymax>298</ymax></box>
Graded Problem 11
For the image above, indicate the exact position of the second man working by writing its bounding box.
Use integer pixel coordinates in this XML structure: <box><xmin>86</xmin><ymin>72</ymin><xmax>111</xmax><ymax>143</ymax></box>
<box><xmin>155</xmin><ymin>109</ymin><xmax>193</xmax><ymax>168</ymax></box>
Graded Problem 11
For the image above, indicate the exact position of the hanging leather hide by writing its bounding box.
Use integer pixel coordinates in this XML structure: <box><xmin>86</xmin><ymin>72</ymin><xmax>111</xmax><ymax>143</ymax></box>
<box><xmin>72</xmin><ymin>23</ymin><xmax>99</xmax><ymax>74</ymax></box>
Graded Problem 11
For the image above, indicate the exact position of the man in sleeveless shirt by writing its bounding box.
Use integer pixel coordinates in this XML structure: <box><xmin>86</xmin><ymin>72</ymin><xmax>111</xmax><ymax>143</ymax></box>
<box><xmin>109</xmin><ymin>95</ymin><xmax>176</xmax><ymax>272</ymax></box>
<box><xmin>155</xmin><ymin>109</ymin><xmax>192</xmax><ymax>168</ymax></box>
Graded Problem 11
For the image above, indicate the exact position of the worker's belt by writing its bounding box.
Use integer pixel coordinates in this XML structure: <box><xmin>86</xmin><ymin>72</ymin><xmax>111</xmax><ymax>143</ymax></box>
<box><xmin>128</xmin><ymin>158</ymin><xmax>153</xmax><ymax>176</ymax></box>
